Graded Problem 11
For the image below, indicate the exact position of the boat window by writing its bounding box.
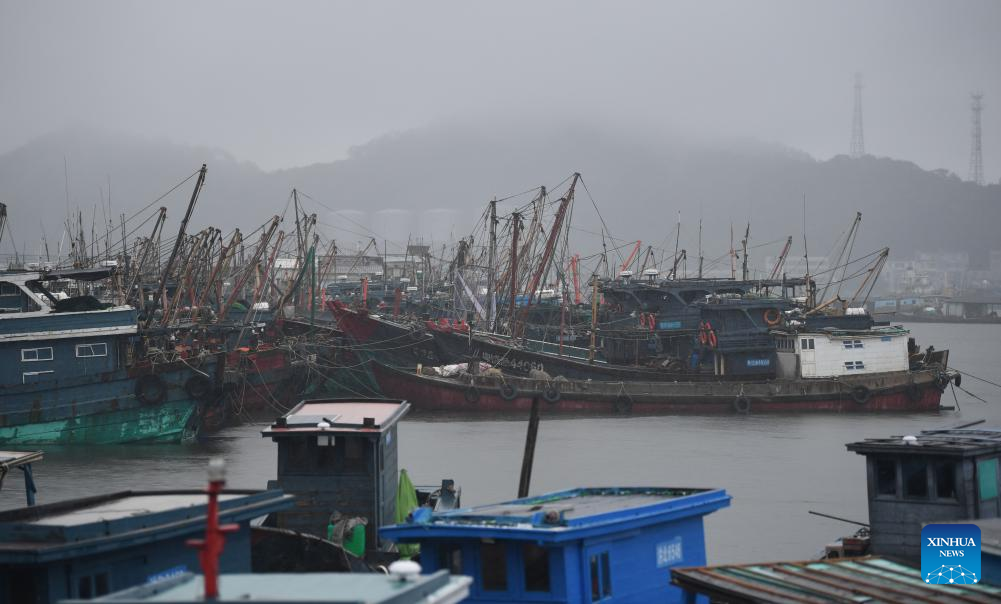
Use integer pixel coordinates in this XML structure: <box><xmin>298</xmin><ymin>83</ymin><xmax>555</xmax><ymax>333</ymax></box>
<box><xmin>978</xmin><ymin>458</ymin><xmax>999</xmax><ymax>501</ymax></box>
<box><xmin>842</xmin><ymin>339</ymin><xmax>864</xmax><ymax>349</ymax></box>
<box><xmin>76</xmin><ymin>342</ymin><xmax>109</xmax><ymax>358</ymax></box>
<box><xmin>343</xmin><ymin>436</ymin><xmax>367</xmax><ymax>472</ymax></box>
<box><xmin>522</xmin><ymin>543</ymin><xmax>551</xmax><ymax>592</ymax></box>
<box><xmin>902</xmin><ymin>460</ymin><xmax>928</xmax><ymax>498</ymax></box>
<box><xmin>480</xmin><ymin>541</ymin><xmax>508</xmax><ymax>591</ymax></box>
<box><xmin>844</xmin><ymin>361</ymin><xmax>865</xmax><ymax>371</ymax></box>
<box><xmin>21</xmin><ymin>347</ymin><xmax>54</xmax><ymax>362</ymax></box>
<box><xmin>438</xmin><ymin>543</ymin><xmax>463</xmax><ymax>575</ymax></box>
<box><xmin>22</xmin><ymin>370</ymin><xmax>54</xmax><ymax>384</ymax></box>
<box><xmin>94</xmin><ymin>572</ymin><xmax>110</xmax><ymax>597</ymax></box>
<box><xmin>876</xmin><ymin>459</ymin><xmax>897</xmax><ymax>496</ymax></box>
<box><xmin>934</xmin><ymin>462</ymin><xmax>956</xmax><ymax>499</ymax></box>
<box><xmin>800</xmin><ymin>338</ymin><xmax>815</xmax><ymax>350</ymax></box>
<box><xmin>0</xmin><ymin>282</ymin><xmax>18</xmax><ymax>296</ymax></box>
<box><xmin>77</xmin><ymin>576</ymin><xmax>92</xmax><ymax>599</ymax></box>
<box><xmin>590</xmin><ymin>551</ymin><xmax>612</xmax><ymax>601</ymax></box>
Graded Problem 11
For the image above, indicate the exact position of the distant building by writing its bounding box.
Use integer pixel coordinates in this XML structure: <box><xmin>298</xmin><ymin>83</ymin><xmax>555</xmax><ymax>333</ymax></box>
<box><xmin>942</xmin><ymin>293</ymin><xmax>1001</xmax><ymax>319</ymax></box>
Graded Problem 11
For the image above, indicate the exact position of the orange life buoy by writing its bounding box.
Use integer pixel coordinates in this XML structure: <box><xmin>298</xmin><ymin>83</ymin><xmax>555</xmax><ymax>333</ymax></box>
<box><xmin>763</xmin><ymin>308</ymin><xmax>781</xmax><ymax>326</ymax></box>
<box><xmin>698</xmin><ymin>321</ymin><xmax>708</xmax><ymax>345</ymax></box>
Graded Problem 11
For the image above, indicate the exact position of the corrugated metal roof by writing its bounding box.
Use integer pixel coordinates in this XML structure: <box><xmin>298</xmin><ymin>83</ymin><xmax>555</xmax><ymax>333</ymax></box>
<box><xmin>671</xmin><ymin>556</ymin><xmax>1001</xmax><ymax>603</ymax></box>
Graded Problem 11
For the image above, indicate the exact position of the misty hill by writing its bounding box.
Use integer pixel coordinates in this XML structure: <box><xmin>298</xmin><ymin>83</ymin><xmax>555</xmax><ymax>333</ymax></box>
<box><xmin>1</xmin><ymin>123</ymin><xmax>998</xmax><ymax>271</ymax></box>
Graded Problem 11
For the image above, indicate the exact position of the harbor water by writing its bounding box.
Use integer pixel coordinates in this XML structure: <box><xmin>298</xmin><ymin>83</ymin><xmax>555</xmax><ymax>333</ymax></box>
<box><xmin>4</xmin><ymin>322</ymin><xmax>999</xmax><ymax>564</ymax></box>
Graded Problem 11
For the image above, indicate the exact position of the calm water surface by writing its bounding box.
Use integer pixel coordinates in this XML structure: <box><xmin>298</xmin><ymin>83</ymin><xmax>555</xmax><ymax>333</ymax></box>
<box><xmin>4</xmin><ymin>323</ymin><xmax>999</xmax><ymax>564</ymax></box>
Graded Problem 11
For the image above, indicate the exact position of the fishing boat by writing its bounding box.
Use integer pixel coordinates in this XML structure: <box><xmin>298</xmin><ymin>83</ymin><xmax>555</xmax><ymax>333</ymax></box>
<box><xmin>0</xmin><ymin>268</ymin><xmax>218</xmax><ymax>445</ymax></box>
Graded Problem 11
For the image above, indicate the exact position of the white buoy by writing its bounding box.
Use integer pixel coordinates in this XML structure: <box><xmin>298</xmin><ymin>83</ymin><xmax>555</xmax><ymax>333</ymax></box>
<box><xmin>389</xmin><ymin>559</ymin><xmax>422</xmax><ymax>582</ymax></box>
<box><xmin>902</xmin><ymin>435</ymin><xmax>918</xmax><ymax>445</ymax></box>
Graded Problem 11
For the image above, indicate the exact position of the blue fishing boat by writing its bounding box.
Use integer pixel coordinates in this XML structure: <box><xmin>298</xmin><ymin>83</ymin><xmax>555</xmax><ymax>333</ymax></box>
<box><xmin>381</xmin><ymin>486</ymin><xmax>731</xmax><ymax>603</ymax></box>
<box><xmin>0</xmin><ymin>483</ymin><xmax>292</xmax><ymax>602</ymax></box>
<box><xmin>0</xmin><ymin>268</ymin><xmax>219</xmax><ymax>445</ymax></box>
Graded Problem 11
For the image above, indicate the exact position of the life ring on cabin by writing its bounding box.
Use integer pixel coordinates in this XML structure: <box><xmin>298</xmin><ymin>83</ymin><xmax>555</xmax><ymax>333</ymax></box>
<box><xmin>464</xmin><ymin>385</ymin><xmax>481</xmax><ymax>404</ymax></box>
<box><xmin>763</xmin><ymin>308</ymin><xmax>782</xmax><ymax>327</ymax></box>
<box><xmin>851</xmin><ymin>385</ymin><xmax>872</xmax><ymax>405</ymax></box>
<box><xmin>905</xmin><ymin>382</ymin><xmax>923</xmax><ymax>402</ymax></box>
<box><xmin>542</xmin><ymin>384</ymin><xmax>561</xmax><ymax>404</ymax></box>
<box><xmin>614</xmin><ymin>394</ymin><xmax>633</xmax><ymax>414</ymax></box>
<box><xmin>733</xmin><ymin>395</ymin><xmax>751</xmax><ymax>414</ymax></box>
<box><xmin>499</xmin><ymin>383</ymin><xmax>519</xmax><ymax>401</ymax></box>
<box><xmin>184</xmin><ymin>375</ymin><xmax>214</xmax><ymax>401</ymax></box>
<box><xmin>135</xmin><ymin>374</ymin><xmax>167</xmax><ymax>405</ymax></box>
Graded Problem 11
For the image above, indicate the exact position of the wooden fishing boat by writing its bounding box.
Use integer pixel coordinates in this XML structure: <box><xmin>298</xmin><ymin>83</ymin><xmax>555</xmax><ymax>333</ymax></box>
<box><xmin>370</xmin><ymin>360</ymin><xmax>952</xmax><ymax>414</ymax></box>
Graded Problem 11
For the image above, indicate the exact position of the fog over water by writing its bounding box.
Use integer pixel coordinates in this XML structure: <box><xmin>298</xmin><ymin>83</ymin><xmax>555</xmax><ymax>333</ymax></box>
<box><xmin>6</xmin><ymin>322</ymin><xmax>999</xmax><ymax>563</ymax></box>
<box><xmin>1</xmin><ymin>1</ymin><xmax>998</xmax><ymax>178</ymax></box>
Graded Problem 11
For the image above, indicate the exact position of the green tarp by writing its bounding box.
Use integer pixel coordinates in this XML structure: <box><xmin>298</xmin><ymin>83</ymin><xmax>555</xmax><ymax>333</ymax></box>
<box><xmin>395</xmin><ymin>469</ymin><xmax>420</xmax><ymax>558</ymax></box>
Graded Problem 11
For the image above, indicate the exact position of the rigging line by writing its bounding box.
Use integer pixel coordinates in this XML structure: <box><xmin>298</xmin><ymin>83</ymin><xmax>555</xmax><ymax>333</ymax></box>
<box><xmin>297</xmin><ymin>190</ymin><xmax>406</xmax><ymax>249</ymax></box>
<box><xmin>955</xmin><ymin>368</ymin><xmax>1001</xmax><ymax>390</ymax></box>
<box><xmin>81</xmin><ymin>169</ymin><xmax>202</xmax><ymax>256</ymax></box>
<box><xmin>577</xmin><ymin>176</ymin><xmax>622</xmax><ymax>266</ymax></box>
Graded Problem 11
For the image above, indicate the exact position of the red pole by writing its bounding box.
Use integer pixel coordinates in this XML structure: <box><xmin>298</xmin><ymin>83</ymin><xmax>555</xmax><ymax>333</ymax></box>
<box><xmin>187</xmin><ymin>459</ymin><xmax>238</xmax><ymax>600</ymax></box>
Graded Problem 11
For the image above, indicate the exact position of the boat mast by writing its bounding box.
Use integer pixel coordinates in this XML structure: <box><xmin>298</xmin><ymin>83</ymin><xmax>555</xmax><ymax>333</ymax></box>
<box><xmin>508</xmin><ymin>211</ymin><xmax>521</xmax><ymax>336</ymax></box>
<box><xmin>729</xmin><ymin>224</ymin><xmax>736</xmax><ymax>280</ymax></box>
<box><xmin>697</xmin><ymin>218</ymin><xmax>703</xmax><ymax>279</ymax></box>
<box><xmin>487</xmin><ymin>198</ymin><xmax>497</xmax><ymax>332</ymax></box>
<box><xmin>146</xmin><ymin>164</ymin><xmax>206</xmax><ymax>329</ymax></box>
<box><xmin>588</xmin><ymin>275</ymin><xmax>598</xmax><ymax>363</ymax></box>
<box><xmin>741</xmin><ymin>222</ymin><xmax>750</xmax><ymax>281</ymax></box>
<box><xmin>516</xmin><ymin>173</ymin><xmax>579</xmax><ymax>338</ymax></box>
<box><xmin>803</xmin><ymin>194</ymin><xmax>813</xmax><ymax>307</ymax></box>
<box><xmin>769</xmin><ymin>236</ymin><xmax>793</xmax><ymax>281</ymax></box>
<box><xmin>672</xmin><ymin>211</ymin><xmax>681</xmax><ymax>279</ymax></box>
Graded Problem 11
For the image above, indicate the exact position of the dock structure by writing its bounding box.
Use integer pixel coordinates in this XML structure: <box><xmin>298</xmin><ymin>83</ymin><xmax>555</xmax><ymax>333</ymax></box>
<box><xmin>381</xmin><ymin>486</ymin><xmax>730</xmax><ymax>603</ymax></box>
<box><xmin>671</xmin><ymin>556</ymin><xmax>1001</xmax><ymax>602</ymax></box>
<box><xmin>846</xmin><ymin>427</ymin><xmax>1001</xmax><ymax>561</ymax></box>
<box><xmin>0</xmin><ymin>489</ymin><xmax>292</xmax><ymax>602</ymax></box>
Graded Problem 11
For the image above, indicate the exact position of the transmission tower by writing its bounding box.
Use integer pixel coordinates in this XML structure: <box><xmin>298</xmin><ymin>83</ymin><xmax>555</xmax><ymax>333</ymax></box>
<box><xmin>969</xmin><ymin>92</ymin><xmax>984</xmax><ymax>185</ymax></box>
<box><xmin>850</xmin><ymin>72</ymin><xmax>865</xmax><ymax>158</ymax></box>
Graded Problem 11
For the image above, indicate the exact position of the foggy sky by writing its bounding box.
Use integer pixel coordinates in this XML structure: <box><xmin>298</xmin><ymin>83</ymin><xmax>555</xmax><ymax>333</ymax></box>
<box><xmin>1</xmin><ymin>0</ymin><xmax>999</xmax><ymax>181</ymax></box>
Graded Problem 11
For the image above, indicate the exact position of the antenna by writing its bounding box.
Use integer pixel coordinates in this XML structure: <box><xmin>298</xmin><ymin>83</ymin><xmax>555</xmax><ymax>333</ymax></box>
<box><xmin>969</xmin><ymin>92</ymin><xmax>984</xmax><ymax>185</ymax></box>
<box><xmin>850</xmin><ymin>72</ymin><xmax>865</xmax><ymax>158</ymax></box>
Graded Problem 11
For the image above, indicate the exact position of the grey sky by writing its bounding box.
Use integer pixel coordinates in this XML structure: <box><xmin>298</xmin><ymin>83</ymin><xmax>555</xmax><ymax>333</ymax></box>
<box><xmin>1</xmin><ymin>0</ymin><xmax>998</xmax><ymax>180</ymax></box>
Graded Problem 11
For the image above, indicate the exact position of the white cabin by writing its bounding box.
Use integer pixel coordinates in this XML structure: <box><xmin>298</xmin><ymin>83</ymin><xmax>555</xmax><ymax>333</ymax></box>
<box><xmin>774</xmin><ymin>327</ymin><xmax>910</xmax><ymax>378</ymax></box>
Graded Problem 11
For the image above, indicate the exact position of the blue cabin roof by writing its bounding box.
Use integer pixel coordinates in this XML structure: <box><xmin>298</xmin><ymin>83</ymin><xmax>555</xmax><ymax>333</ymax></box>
<box><xmin>61</xmin><ymin>570</ymin><xmax>472</xmax><ymax>603</ymax></box>
<box><xmin>382</xmin><ymin>486</ymin><xmax>730</xmax><ymax>543</ymax></box>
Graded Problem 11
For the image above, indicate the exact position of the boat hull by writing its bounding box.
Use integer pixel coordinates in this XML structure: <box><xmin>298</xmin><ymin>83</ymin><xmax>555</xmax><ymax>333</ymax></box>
<box><xmin>370</xmin><ymin>362</ymin><xmax>946</xmax><ymax>414</ymax></box>
<box><xmin>0</xmin><ymin>362</ymin><xmax>209</xmax><ymax>445</ymax></box>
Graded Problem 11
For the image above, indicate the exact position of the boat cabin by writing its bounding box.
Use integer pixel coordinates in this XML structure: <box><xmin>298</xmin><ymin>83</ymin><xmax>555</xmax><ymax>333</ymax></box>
<box><xmin>0</xmin><ymin>489</ymin><xmax>292</xmax><ymax>603</ymax></box>
<box><xmin>846</xmin><ymin>427</ymin><xmax>1001</xmax><ymax>561</ymax></box>
<box><xmin>0</xmin><ymin>270</ymin><xmax>135</xmax><ymax>388</ymax></box>
<box><xmin>380</xmin><ymin>486</ymin><xmax>731</xmax><ymax>603</ymax></box>
<box><xmin>262</xmin><ymin>399</ymin><xmax>410</xmax><ymax>552</ymax></box>
<box><xmin>774</xmin><ymin>325</ymin><xmax>910</xmax><ymax>379</ymax></box>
